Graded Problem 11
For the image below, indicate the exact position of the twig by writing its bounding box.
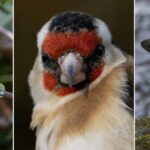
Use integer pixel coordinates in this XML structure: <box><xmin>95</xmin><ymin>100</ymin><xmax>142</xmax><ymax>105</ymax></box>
<box><xmin>0</xmin><ymin>91</ymin><xmax>12</xmax><ymax>100</ymax></box>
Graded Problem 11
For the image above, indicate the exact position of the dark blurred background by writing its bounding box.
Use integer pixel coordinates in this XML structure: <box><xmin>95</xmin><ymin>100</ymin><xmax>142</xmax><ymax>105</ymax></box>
<box><xmin>14</xmin><ymin>0</ymin><xmax>133</xmax><ymax>149</ymax></box>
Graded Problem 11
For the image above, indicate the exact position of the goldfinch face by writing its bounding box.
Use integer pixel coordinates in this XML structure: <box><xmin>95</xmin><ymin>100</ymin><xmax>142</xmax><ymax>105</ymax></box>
<box><xmin>36</xmin><ymin>12</ymin><xmax>126</xmax><ymax>96</ymax></box>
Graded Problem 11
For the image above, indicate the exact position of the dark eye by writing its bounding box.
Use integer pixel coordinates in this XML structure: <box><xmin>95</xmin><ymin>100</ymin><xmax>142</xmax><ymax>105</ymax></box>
<box><xmin>42</xmin><ymin>53</ymin><xmax>58</xmax><ymax>70</ymax></box>
<box><xmin>86</xmin><ymin>44</ymin><xmax>105</xmax><ymax>68</ymax></box>
<box><xmin>42</xmin><ymin>54</ymin><xmax>50</xmax><ymax>64</ymax></box>
<box><xmin>91</xmin><ymin>44</ymin><xmax>105</xmax><ymax>62</ymax></box>
<box><xmin>94</xmin><ymin>44</ymin><xmax>105</xmax><ymax>56</ymax></box>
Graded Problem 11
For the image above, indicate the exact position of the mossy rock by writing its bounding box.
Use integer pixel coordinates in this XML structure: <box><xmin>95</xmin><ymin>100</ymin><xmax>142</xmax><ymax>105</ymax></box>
<box><xmin>136</xmin><ymin>117</ymin><xmax>150</xmax><ymax>150</ymax></box>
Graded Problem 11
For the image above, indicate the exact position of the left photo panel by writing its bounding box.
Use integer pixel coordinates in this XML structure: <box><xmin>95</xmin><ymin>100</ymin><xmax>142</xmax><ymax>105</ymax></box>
<box><xmin>0</xmin><ymin>0</ymin><xmax>12</xmax><ymax>150</ymax></box>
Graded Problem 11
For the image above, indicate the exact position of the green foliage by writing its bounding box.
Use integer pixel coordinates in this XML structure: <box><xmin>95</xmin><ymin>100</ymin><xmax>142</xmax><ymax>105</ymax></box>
<box><xmin>0</xmin><ymin>130</ymin><xmax>11</xmax><ymax>144</ymax></box>
<box><xmin>0</xmin><ymin>83</ymin><xmax>5</xmax><ymax>98</ymax></box>
<box><xmin>0</xmin><ymin>83</ymin><xmax>5</xmax><ymax>91</ymax></box>
<box><xmin>136</xmin><ymin>118</ymin><xmax>150</xmax><ymax>130</ymax></box>
<box><xmin>0</xmin><ymin>130</ymin><xmax>12</xmax><ymax>149</ymax></box>
<box><xmin>0</xmin><ymin>60</ymin><xmax>12</xmax><ymax>83</ymax></box>
<box><xmin>0</xmin><ymin>0</ymin><xmax>12</xmax><ymax>30</ymax></box>
<box><xmin>0</xmin><ymin>0</ymin><xmax>12</xmax><ymax>9</ymax></box>
<box><xmin>0</xmin><ymin>1</ymin><xmax>12</xmax><ymax>149</ymax></box>
<box><xmin>136</xmin><ymin>134</ymin><xmax>150</xmax><ymax>150</ymax></box>
<box><xmin>0</xmin><ymin>0</ymin><xmax>11</xmax><ymax>4</ymax></box>
<box><xmin>0</xmin><ymin>0</ymin><xmax>12</xmax><ymax>82</ymax></box>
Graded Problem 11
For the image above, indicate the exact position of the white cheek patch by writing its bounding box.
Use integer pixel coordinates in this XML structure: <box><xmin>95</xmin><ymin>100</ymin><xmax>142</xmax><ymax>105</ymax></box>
<box><xmin>104</xmin><ymin>45</ymin><xmax>126</xmax><ymax>69</ymax></box>
<box><xmin>94</xmin><ymin>18</ymin><xmax>126</xmax><ymax>68</ymax></box>
<box><xmin>88</xmin><ymin>18</ymin><xmax>127</xmax><ymax>90</ymax></box>
<box><xmin>94</xmin><ymin>18</ymin><xmax>112</xmax><ymax>46</ymax></box>
<box><xmin>37</xmin><ymin>15</ymin><xmax>57</xmax><ymax>52</ymax></box>
<box><xmin>37</xmin><ymin>21</ymin><xmax>50</xmax><ymax>51</ymax></box>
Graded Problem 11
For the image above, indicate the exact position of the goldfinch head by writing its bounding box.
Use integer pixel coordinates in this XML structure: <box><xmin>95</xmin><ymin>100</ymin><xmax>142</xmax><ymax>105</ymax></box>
<box><xmin>35</xmin><ymin>11</ymin><xmax>126</xmax><ymax>96</ymax></box>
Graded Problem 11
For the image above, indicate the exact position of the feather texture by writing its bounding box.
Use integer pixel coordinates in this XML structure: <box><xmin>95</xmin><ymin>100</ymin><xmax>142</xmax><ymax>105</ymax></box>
<box><xmin>28</xmin><ymin>12</ymin><xmax>134</xmax><ymax>150</ymax></box>
<box><xmin>30</xmin><ymin>56</ymin><xmax>133</xmax><ymax>150</ymax></box>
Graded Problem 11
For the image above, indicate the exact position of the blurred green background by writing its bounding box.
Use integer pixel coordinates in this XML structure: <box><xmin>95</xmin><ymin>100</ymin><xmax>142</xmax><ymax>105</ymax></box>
<box><xmin>0</xmin><ymin>0</ymin><xmax>12</xmax><ymax>30</ymax></box>
<box><xmin>0</xmin><ymin>0</ymin><xmax>12</xmax><ymax>149</ymax></box>
<box><xmin>14</xmin><ymin>0</ymin><xmax>133</xmax><ymax>149</ymax></box>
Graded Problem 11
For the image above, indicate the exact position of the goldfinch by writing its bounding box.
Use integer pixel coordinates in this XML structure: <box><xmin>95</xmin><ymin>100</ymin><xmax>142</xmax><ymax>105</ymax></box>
<box><xmin>28</xmin><ymin>11</ymin><xmax>134</xmax><ymax>150</ymax></box>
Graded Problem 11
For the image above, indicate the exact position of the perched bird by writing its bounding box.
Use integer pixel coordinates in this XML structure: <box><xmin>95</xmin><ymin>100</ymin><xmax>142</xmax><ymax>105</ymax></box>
<box><xmin>28</xmin><ymin>11</ymin><xmax>134</xmax><ymax>150</ymax></box>
<box><xmin>141</xmin><ymin>39</ymin><xmax>150</xmax><ymax>52</ymax></box>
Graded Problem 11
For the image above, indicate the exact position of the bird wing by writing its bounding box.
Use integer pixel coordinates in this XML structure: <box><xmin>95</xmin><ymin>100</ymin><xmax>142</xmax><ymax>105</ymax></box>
<box><xmin>123</xmin><ymin>54</ymin><xmax>134</xmax><ymax>114</ymax></box>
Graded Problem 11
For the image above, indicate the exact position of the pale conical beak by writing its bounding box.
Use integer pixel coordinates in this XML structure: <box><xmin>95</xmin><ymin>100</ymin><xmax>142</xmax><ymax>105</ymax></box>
<box><xmin>67</xmin><ymin>64</ymin><xmax>74</xmax><ymax>87</ymax></box>
<box><xmin>59</xmin><ymin>52</ymin><xmax>86</xmax><ymax>87</ymax></box>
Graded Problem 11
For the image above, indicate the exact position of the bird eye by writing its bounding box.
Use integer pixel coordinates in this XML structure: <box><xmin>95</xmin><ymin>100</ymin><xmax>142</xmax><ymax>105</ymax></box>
<box><xmin>86</xmin><ymin>44</ymin><xmax>105</xmax><ymax>68</ymax></box>
<box><xmin>94</xmin><ymin>44</ymin><xmax>105</xmax><ymax>56</ymax></box>
<box><xmin>42</xmin><ymin>54</ymin><xmax>50</xmax><ymax>64</ymax></box>
<box><xmin>42</xmin><ymin>53</ymin><xmax>58</xmax><ymax>70</ymax></box>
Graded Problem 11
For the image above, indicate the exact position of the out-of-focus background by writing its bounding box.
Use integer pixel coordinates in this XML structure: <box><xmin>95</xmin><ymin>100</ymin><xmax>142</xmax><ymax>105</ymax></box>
<box><xmin>14</xmin><ymin>0</ymin><xmax>133</xmax><ymax>149</ymax></box>
<box><xmin>0</xmin><ymin>0</ymin><xmax>12</xmax><ymax>149</ymax></box>
<box><xmin>135</xmin><ymin>0</ymin><xmax>150</xmax><ymax>149</ymax></box>
<box><xmin>135</xmin><ymin>0</ymin><xmax>150</xmax><ymax>118</ymax></box>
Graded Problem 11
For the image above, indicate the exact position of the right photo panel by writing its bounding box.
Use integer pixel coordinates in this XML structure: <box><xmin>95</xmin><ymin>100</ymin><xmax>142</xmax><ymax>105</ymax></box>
<box><xmin>136</xmin><ymin>0</ymin><xmax>150</xmax><ymax>149</ymax></box>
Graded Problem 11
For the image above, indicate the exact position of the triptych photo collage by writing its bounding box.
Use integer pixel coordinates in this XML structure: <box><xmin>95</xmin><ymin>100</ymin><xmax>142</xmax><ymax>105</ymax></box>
<box><xmin>0</xmin><ymin>0</ymin><xmax>150</xmax><ymax>150</ymax></box>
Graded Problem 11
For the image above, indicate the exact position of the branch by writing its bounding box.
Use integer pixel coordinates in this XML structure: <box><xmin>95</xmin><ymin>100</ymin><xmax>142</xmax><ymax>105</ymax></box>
<box><xmin>0</xmin><ymin>91</ymin><xmax>12</xmax><ymax>100</ymax></box>
<box><xmin>0</xmin><ymin>100</ymin><xmax>12</xmax><ymax>130</ymax></box>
